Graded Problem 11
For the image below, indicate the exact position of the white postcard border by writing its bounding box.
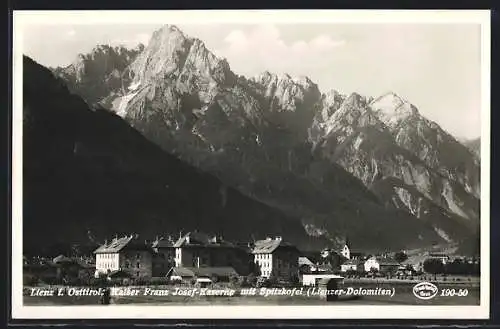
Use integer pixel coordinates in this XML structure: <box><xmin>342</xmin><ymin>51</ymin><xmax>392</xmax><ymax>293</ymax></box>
<box><xmin>11</xmin><ymin>9</ymin><xmax>491</xmax><ymax>320</ymax></box>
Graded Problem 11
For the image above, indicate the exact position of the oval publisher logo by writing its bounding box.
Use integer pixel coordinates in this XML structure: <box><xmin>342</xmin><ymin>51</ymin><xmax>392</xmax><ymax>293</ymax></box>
<box><xmin>413</xmin><ymin>281</ymin><xmax>438</xmax><ymax>300</ymax></box>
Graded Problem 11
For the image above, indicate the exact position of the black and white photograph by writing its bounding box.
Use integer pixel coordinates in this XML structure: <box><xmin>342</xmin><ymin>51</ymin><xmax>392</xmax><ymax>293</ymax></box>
<box><xmin>11</xmin><ymin>10</ymin><xmax>490</xmax><ymax>319</ymax></box>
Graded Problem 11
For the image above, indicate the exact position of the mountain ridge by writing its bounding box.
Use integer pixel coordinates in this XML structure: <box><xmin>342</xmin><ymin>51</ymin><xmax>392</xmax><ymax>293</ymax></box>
<box><xmin>48</xmin><ymin>24</ymin><xmax>480</xmax><ymax>252</ymax></box>
<box><xmin>25</xmin><ymin>55</ymin><xmax>327</xmax><ymax>254</ymax></box>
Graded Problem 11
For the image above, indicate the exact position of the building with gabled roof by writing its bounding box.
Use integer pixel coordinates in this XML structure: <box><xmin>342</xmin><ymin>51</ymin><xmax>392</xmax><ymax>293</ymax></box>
<box><xmin>93</xmin><ymin>234</ymin><xmax>153</xmax><ymax>279</ymax></box>
<box><xmin>173</xmin><ymin>231</ymin><xmax>252</xmax><ymax>275</ymax></box>
<box><xmin>251</xmin><ymin>236</ymin><xmax>299</xmax><ymax>281</ymax></box>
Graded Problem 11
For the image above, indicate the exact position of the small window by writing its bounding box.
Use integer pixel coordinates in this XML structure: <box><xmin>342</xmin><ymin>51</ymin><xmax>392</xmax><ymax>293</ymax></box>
<box><xmin>136</xmin><ymin>253</ymin><xmax>141</xmax><ymax>259</ymax></box>
<box><xmin>136</xmin><ymin>262</ymin><xmax>140</xmax><ymax>269</ymax></box>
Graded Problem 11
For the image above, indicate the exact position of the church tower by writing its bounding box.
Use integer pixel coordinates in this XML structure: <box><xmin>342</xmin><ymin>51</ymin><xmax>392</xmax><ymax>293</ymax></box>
<box><xmin>341</xmin><ymin>236</ymin><xmax>351</xmax><ymax>260</ymax></box>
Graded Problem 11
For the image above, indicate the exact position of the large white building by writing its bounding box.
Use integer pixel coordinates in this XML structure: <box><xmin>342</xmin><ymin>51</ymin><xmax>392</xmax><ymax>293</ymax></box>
<box><xmin>94</xmin><ymin>235</ymin><xmax>153</xmax><ymax>279</ymax></box>
<box><xmin>172</xmin><ymin>231</ymin><xmax>244</xmax><ymax>269</ymax></box>
<box><xmin>252</xmin><ymin>237</ymin><xmax>299</xmax><ymax>280</ymax></box>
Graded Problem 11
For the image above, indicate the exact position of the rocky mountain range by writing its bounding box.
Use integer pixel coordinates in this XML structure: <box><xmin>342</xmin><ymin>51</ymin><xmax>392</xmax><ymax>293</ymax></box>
<box><xmin>24</xmin><ymin>55</ymin><xmax>321</xmax><ymax>255</ymax></box>
<box><xmin>46</xmin><ymin>24</ymin><xmax>481</xmax><ymax>253</ymax></box>
<box><xmin>52</xmin><ymin>44</ymin><xmax>144</xmax><ymax>108</ymax></box>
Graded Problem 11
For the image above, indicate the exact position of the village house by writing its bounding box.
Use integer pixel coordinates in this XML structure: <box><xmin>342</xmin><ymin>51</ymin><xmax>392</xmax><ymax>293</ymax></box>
<box><xmin>173</xmin><ymin>231</ymin><xmax>253</xmax><ymax>275</ymax></box>
<box><xmin>93</xmin><ymin>235</ymin><xmax>153</xmax><ymax>280</ymax></box>
<box><xmin>364</xmin><ymin>256</ymin><xmax>400</xmax><ymax>273</ymax></box>
<box><xmin>252</xmin><ymin>236</ymin><xmax>299</xmax><ymax>281</ymax></box>
<box><xmin>340</xmin><ymin>259</ymin><xmax>365</xmax><ymax>273</ymax></box>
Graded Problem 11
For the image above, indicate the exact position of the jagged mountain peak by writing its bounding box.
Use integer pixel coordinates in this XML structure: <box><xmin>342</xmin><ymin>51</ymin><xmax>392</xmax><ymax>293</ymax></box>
<box><xmin>253</xmin><ymin>71</ymin><xmax>318</xmax><ymax>90</ymax></box>
<box><xmin>370</xmin><ymin>91</ymin><xmax>419</xmax><ymax>127</ymax></box>
<box><xmin>51</xmin><ymin>27</ymin><xmax>480</xmax><ymax>252</ymax></box>
<box><xmin>151</xmin><ymin>24</ymin><xmax>187</xmax><ymax>41</ymax></box>
<box><xmin>374</xmin><ymin>91</ymin><xmax>407</xmax><ymax>102</ymax></box>
<box><xmin>320</xmin><ymin>91</ymin><xmax>385</xmax><ymax>138</ymax></box>
<box><xmin>325</xmin><ymin>89</ymin><xmax>342</xmax><ymax>97</ymax></box>
<box><xmin>343</xmin><ymin>92</ymin><xmax>368</xmax><ymax>108</ymax></box>
<box><xmin>128</xmin><ymin>25</ymin><xmax>233</xmax><ymax>87</ymax></box>
<box><xmin>51</xmin><ymin>43</ymin><xmax>144</xmax><ymax>107</ymax></box>
<box><xmin>250</xmin><ymin>71</ymin><xmax>322</xmax><ymax>114</ymax></box>
<box><xmin>292</xmin><ymin>75</ymin><xmax>315</xmax><ymax>87</ymax></box>
<box><xmin>370</xmin><ymin>91</ymin><xmax>410</xmax><ymax>110</ymax></box>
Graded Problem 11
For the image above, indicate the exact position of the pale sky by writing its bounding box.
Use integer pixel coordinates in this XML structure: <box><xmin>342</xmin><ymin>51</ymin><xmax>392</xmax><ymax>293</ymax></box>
<box><xmin>22</xmin><ymin>23</ymin><xmax>482</xmax><ymax>139</ymax></box>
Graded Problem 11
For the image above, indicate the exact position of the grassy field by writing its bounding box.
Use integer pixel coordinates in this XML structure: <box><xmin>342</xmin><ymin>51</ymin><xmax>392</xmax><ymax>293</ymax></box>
<box><xmin>23</xmin><ymin>279</ymin><xmax>480</xmax><ymax>306</ymax></box>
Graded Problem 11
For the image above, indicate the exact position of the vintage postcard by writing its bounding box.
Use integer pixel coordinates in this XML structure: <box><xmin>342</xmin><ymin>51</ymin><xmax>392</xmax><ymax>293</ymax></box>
<box><xmin>11</xmin><ymin>9</ymin><xmax>491</xmax><ymax>319</ymax></box>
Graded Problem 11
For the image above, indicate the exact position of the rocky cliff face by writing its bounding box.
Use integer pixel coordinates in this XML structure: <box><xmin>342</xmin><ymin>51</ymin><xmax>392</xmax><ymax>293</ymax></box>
<box><xmin>51</xmin><ymin>24</ymin><xmax>481</xmax><ymax>252</ymax></box>
<box><xmin>371</xmin><ymin>93</ymin><xmax>480</xmax><ymax>199</ymax></box>
<box><xmin>24</xmin><ymin>56</ymin><xmax>323</xmax><ymax>253</ymax></box>
<box><xmin>52</xmin><ymin>44</ymin><xmax>144</xmax><ymax>108</ymax></box>
<box><xmin>313</xmin><ymin>91</ymin><xmax>479</xmax><ymax>242</ymax></box>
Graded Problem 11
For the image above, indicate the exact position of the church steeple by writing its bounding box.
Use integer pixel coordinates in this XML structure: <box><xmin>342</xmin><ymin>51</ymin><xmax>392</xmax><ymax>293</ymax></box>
<box><xmin>341</xmin><ymin>236</ymin><xmax>351</xmax><ymax>260</ymax></box>
<box><xmin>344</xmin><ymin>236</ymin><xmax>351</xmax><ymax>248</ymax></box>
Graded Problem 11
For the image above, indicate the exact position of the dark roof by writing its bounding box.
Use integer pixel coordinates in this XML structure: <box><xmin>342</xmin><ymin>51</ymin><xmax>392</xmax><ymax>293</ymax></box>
<box><xmin>94</xmin><ymin>235</ymin><xmax>151</xmax><ymax>254</ymax></box>
<box><xmin>252</xmin><ymin>238</ymin><xmax>298</xmax><ymax>254</ymax></box>
<box><xmin>170</xmin><ymin>266</ymin><xmax>239</xmax><ymax>278</ymax></box>
<box><xmin>173</xmin><ymin>232</ymin><xmax>234</xmax><ymax>248</ymax></box>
